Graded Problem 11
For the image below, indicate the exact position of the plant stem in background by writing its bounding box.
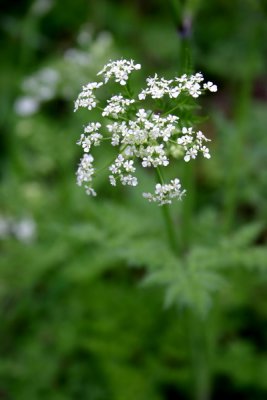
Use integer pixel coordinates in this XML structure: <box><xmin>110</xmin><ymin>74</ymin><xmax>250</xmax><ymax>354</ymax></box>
<box><xmin>187</xmin><ymin>311</ymin><xmax>212</xmax><ymax>400</ymax></box>
<box><xmin>159</xmin><ymin>191</ymin><xmax>212</xmax><ymax>400</ymax></box>
<box><xmin>175</xmin><ymin>0</ymin><xmax>194</xmax><ymax>255</ymax></box>
<box><xmin>165</xmin><ymin>1</ymin><xmax>213</xmax><ymax>399</ymax></box>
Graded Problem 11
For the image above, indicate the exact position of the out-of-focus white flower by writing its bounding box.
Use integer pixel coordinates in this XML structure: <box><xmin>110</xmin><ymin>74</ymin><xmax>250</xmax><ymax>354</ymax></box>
<box><xmin>77</xmin><ymin>26</ymin><xmax>92</xmax><ymax>47</ymax></box>
<box><xmin>16</xmin><ymin>67</ymin><xmax>59</xmax><ymax>116</ymax></box>
<box><xmin>31</xmin><ymin>0</ymin><xmax>53</xmax><ymax>16</ymax></box>
<box><xmin>22</xmin><ymin>68</ymin><xmax>59</xmax><ymax>102</ymax></box>
<box><xmin>14</xmin><ymin>96</ymin><xmax>40</xmax><ymax>116</ymax></box>
<box><xmin>64</xmin><ymin>49</ymin><xmax>89</xmax><ymax>65</ymax></box>
<box><xmin>0</xmin><ymin>216</ymin><xmax>37</xmax><ymax>242</ymax></box>
<box><xmin>12</xmin><ymin>218</ymin><xmax>37</xmax><ymax>243</ymax></box>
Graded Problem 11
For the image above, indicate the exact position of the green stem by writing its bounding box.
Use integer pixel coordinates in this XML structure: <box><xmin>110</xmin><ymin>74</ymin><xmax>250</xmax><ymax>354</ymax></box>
<box><xmin>187</xmin><ymin>311</ymin><xmax>212</xmax><ymax>400</ymax></box>
<box><xmin>164</xmin><ymin>3</ymin><xmax>212</xmax><ymax>400</ymax></box>
<box><xmin>156</xmin><ymin>168</ymin><xmax>179</xmax><ymax>254</ymax></box>
<box><xmin>180</xmin><ymin>35</ymin><xmax>192</xmax><ymax>74</ymax></box>
<box><xmin>125</xmin><ymin>81</ymin><xmax>134</xmax><ymax>99</ymax></box>
<box><xmin>161</xmin><ymin>98</ymin><xmax>188</xmax><ymax>117</ymax></box>
<box><xmin>95</xmin><ymin>144</ymin><xmax>127</xmax><ymax>175</ymax></box>
<box><xmin>157</xmin><ymin>161</ymin><xmax>211</xmax><ymax>400</ymax></box>
<box><xmin>162</xmin><ymin>204</ymin><xmax>179</xmax><ymax>254</ymax></box>
<box><xmin>181</xmin><ymin>161</ymin><xmax>195</xmax><ymax>254</ymax></box>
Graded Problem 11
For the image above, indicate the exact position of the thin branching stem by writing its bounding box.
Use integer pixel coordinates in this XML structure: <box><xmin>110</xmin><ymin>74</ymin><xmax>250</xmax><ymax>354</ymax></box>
<box><xmin>156</xmin><ymin>167</ymin><xmax>179</xmax><ymax>255</ymax></box>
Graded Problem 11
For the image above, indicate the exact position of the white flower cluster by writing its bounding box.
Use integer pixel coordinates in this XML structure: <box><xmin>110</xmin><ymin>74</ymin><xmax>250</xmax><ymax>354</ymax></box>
<box><xmin>177</xmin><ymin>127</ymin><xmax>211</xmax><ymax>162</ymax></box>
<box><xmin>76</xmin><ymin>154</ymin><xmax>96</xmax><ymax>196</ymax></box>
<box><xmin>139</xmin><ymin>72</ymin><xmax>217</xmax><ymax>100</ymax></box>
<box><xmin>74</xmin><ymin>82</ymin><xmax>103</xmax><ymax>112</ymax></box>
<box><xmin>107</xmin><ymin>109</ymin><xmax>177</xmax><ymax>153</ymax></box>
<box><xmin>0</xmin><ymin>216</ymin><xmax>36</xmax><ymax>243</ymax></box>
<box><xmin>74</xmin><ymin>59</ymin><xmax>217</xmax><ymax>205</ymax></box>
<box><xmin>102</xmin><ymin>95</ymin><xmax>135</xmax><ymax>118</ymax></box>
<box><xmin>109</xmin><ymin>154</ymin><xmax>138</xmax><ymax>187</ymax></box>
<box><xmin>77</xmin><ymin>122</ymin><xmax>102</xmax><ymax>152</ymax></box>
<box><xmin>97</xmin><ymin>59</ymin><xmax>141</xmax><ymax>85</ymax></box>
<box><xmin>143</xmin><ymin>179</ymin><xmax>186</xmax><ymax>206</ymax></box>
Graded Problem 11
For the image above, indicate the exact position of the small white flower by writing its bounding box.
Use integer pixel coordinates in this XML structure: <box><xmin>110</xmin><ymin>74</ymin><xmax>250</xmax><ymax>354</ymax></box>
<box><xmin>201</xmin><ymin>146</ymin><xmax>211</xmax><ymax>159</ymax></box>
<box><xmin>85</xmin><ymin>186</ymin><xmax>97</xmax><ymax>196</ymax></box>
<box><xmin>177</xmin><ymin>135</ymin><xmax>193</xmax><ymax>145</ymax></box>
<box><xmin>184</xmin><ymin>146</ymin><xmax>198</xmax><ymax>162</ymax></box>
<box><xmin>123</xmin><ymin>160</ymin><xmax>135</xmax><ymax>172</ymax></box>
<box><xmin>121</xmin><ymin>175</ymin><xmax>138</xmax><ymax>186</ymax></box>
<box><xmin>14</xmin><ymin>96</ymin><xmax>40</xmax><ymax>116</ymax></box>
<box><xmin>84</xmin><ymin>122</ymin><xmax>101</xmax><ymax>133</ymax></box>
<box><xmin>204</xmin><ymin>81</ymin><xmax>218</xmax><ymax>92</ymax></box>
<box><xmin>188</xmin><ymin>82</ymin><xmax>201</xmax><ymax>98</ymax></box>
<box><xmin>13</xmin><ymin>218</ymin><xmax>37</xmax><ymax>243</ymax></box>
<box><xmin>138</xmin><ymin>92</ymin><xmax>146</xmax><ymax>100</ymax></box>
<box><xmin>109</xmin><ymin>175</ymin><xmax>117</xmax><ymax>186</ymax></box>
<box><xmin>196</xmin><ymin>130</ymin><xmax>209</xmax><ymax>141</ymax></box>
<box><xmin>77</xmin><ymin>134</ymin><xmax>91</xmax><ymax>152</ymax></box>
<box><xmin>136</xmin><ymin>108</ymin><xmax>148</xmax><ymax>120</ymax></box>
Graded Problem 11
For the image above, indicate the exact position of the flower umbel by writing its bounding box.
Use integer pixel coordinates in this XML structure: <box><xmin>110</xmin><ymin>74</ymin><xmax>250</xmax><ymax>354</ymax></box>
<box><xmin>143</xmin><ymin>179</ymin><xmax>186</xmax><ymax>206</ymax></box>
<box><xmin>74</xmin><ymin>82</ymin><xmax>103</xmax><ymax>112</ymax></box>
<box><xmin>97</xmin><ymin>59</ymin><xmax>141</xmax><ymax>85</ymax></box>
<box><xmin>74</xmin><ymin>59</ymin><xmax>217</xmax><ymax>205</ymax></box>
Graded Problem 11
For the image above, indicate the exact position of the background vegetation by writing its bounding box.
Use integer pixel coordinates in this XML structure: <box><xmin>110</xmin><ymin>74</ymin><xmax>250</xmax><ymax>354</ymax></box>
<box><xmin>1</xmin><ymin>1</ymin><xmax>267</xmax><ymax>399</ymax></box>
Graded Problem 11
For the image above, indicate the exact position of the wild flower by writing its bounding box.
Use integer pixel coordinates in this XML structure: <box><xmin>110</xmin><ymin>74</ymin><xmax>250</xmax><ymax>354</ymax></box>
<box><xmin>74</xmin><ymin>59</ymin><xmax>217</xmax><ymax>205</ymax></box>
<box><xmin>97</xmin><ymin>59</ymin><xmax>141</xmax><ymax>85</ymax></box>
<box><xmin>74</xmin><ymin>82</ymin><xmax>103</xmax><ymax>111</ymax></box>
<box><xmin>0</xmin><ymin>216</ymin><xmax>36</xmax><ymax>243</ymax></box>
<box><xmin>143</xmin><ymin>179</ymin><xmax>186</xmax><ymax>206</ymax></box>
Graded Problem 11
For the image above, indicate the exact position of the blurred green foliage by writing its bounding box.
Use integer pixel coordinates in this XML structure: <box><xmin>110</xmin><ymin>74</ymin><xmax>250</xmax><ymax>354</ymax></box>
<box><xmin>1</xmin><ymin>1</ymin><xmax>267</xmax><ymax>399</ymax></box>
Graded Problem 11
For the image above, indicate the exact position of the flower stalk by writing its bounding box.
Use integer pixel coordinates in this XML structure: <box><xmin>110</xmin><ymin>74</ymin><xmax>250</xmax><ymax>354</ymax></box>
<box><xmin>156</xmin><ymin>167</ymin><xmax>180</xmax><ymax>254</ymax></box>
<box><xmin>74</xmin><ymin>56</ymin><xmax>217</xmax><ymax>400</ymax></box>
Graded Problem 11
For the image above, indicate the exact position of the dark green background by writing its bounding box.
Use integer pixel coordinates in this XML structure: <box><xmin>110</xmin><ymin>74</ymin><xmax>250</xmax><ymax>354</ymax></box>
<box><xmin>1</xmin><ymin>1</ymin><xmax>267</xmax><ymax>399</ymax></box>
